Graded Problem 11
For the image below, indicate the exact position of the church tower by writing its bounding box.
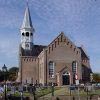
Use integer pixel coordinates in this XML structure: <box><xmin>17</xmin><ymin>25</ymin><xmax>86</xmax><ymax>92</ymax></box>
<box><xmin>17</xmin><ymin>3</ymin><xmax>37</xmax><ymax>84</ymax></box>
<box><xmin>20</xmin><ymin>3</ymin><xmax>34</xmax><ymax>50</ymax></box>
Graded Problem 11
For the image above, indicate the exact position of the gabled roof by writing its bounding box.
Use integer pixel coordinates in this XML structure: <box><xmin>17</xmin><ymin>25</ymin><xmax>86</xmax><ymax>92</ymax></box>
<box><xmin>58</xmin><ymin>66</ymin><xmax>68</xmax><ymax>73</ymax></box>
<box><xmin>78</xmin><ymin>47</ymin><xmax>89</xmax><ymax>59</ymax></box>
<box><xmin>21</xmin><ymin>4</ymin><xmax>34</xmax><ymax>30</ymax></box>
<box><xmin>47</xmin><ymin>32</ymin><xmax>80</xmax><ymax>52</ymax></box>
<box><xmin>47</xmin><ymin>32</ymin><xmax>64</xmax><ymax>46</ymax></box>
<box><xmin>20</xmin><ymin>45</ymin><xmax>46</xmax><ymax>56</ymax></box>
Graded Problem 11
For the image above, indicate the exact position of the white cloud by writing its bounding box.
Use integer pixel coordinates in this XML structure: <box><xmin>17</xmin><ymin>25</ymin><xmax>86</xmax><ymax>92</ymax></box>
<box><xmin>0</xmin><ymin>0</ymin><xmax>100</xmax><ymax>72</ymax></box>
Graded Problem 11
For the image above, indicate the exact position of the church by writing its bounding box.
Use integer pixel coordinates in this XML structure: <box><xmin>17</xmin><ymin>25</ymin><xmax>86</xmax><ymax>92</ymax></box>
<box><xmin>17</xmin><ymin>4</ymin><xmax>92</xmax><ymax>86</ymax></box>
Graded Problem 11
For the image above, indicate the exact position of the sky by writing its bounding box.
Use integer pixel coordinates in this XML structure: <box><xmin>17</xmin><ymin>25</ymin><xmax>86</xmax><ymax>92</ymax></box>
<box><xmin>0</xmin><ymin>0</ymin><xmax>100</xmax><ymax>72</ymax></box>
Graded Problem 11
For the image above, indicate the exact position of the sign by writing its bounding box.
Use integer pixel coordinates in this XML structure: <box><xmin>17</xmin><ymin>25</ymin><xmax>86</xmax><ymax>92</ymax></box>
<box><xmin>75</xmin><ymin>80</ymin><xmax>79</xmax><ymax>85</ymax></box>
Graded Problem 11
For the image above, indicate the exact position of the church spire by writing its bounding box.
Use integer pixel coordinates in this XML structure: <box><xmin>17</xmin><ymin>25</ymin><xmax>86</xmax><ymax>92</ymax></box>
<box><xmin>20</xmin><ymin>2</ymin><xmax>34</xmax><ymax>50</ymax></box>
<box><xmin>21</xmin><ymin>3</ymin><xmax>34</xmax><ymax>31</ymax></box>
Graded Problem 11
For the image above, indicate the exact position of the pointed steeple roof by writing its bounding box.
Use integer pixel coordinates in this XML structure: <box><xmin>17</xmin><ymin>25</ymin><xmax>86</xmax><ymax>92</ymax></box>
<box><xmin>21</xmin><ymin>4</ymin><xmax>34</xmax><ymax>30</ymax></box>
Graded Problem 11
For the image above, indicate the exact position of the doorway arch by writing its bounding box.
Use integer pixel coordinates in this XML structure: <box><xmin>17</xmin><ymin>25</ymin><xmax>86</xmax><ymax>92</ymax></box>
<box><xmin>62</xmin><ymin>71</ymin><xmax>70</xmax><ymax>85</ymax></box>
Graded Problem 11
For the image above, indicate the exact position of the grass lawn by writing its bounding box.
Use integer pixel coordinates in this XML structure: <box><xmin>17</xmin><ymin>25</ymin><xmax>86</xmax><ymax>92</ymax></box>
<box><xmin>66</xmin><ymin>89</ymin><xmax>100</xmax><ymax>96</ymax></box>
<box><xmin>5</xmin><ymin>87</ymin><xmax>61</xmax><ymax>98</ymax></box>
<box><xmin>35</xmin><ymin>86</ymin><xmax>61</xmax><ymax>97</ymax></box>
<box><xmin>38</xmin><ymin>86</ymin><xmax>100</xmax><ymax>98</ymax></box>
<box><xmin>1</xmin><ymin>87</ymin><xmax>100</xmax><ymax>99</ymax></box>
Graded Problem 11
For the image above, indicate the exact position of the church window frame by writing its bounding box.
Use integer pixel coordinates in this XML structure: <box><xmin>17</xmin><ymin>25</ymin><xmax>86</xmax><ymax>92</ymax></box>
<box><xmin>22</xmin><ymin>32</ymin><xmax>24</xmax><ymax>36</ymax></box>
<box><xmin>31</xmin><ymin>33</ymin><xmax>33</xmax><ymax>36</ymax></box>
<box><xmin>72</xmin><ymin>61</ymin><xmax>78</xmax><ymax>74</ymax></box>
<box><xmin>26</xmin><ymin>32</ymin><xmax>29</xmax><ymax>37</ymax></box>
<box><xmin>49</xmin><ymin>61</ymin><xmax>55</xmax><ymax>78</ymax></box>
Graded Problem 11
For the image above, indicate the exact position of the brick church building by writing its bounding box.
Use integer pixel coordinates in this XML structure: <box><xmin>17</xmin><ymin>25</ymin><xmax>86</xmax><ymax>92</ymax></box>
<box><xmin>17</xmin><ymin>4</ymin><xmax>92</xmax><ymax>86</ymax></box>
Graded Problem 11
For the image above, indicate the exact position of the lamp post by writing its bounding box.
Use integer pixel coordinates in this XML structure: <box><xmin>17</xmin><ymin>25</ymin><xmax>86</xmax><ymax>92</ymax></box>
<box><xmin>2</xmin><ymin>64</ymin><xmax>7</xmax><ymax>100</ymax></box>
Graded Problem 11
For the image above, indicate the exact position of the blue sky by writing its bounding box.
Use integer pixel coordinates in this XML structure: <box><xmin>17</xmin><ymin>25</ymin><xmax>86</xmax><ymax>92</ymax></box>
<box><xmin>0</xmin><ymin>0</ymin><xmax>100</xmax><ymax>72</ymax></box>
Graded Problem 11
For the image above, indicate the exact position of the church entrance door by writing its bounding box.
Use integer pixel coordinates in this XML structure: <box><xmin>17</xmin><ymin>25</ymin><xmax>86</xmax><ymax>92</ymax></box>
<box><xmin>62</xmin><ymin>72</ymin><xmax>70</xmax><ymax>85</ymax></box>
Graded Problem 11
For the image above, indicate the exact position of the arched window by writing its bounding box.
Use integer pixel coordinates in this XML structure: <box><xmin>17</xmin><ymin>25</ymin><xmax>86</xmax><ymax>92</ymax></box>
<box><xmin>31</xmin><ymin>33</ymin><xmax>33</xmax><ymax>36</ymax></box>
<box><xmin>22</xmin><ymin>32</ymin><xmax>24</xmax><ymax>36</ymax></box>
<box><xmin>49</xmin><ymin>61</ymin><xmax>55</xmax><ymax>78</ymax></box>
<box><xmin>26</xmin><ymin>32</ymin><xmax>29</xmax><ymax>36</ymax></box>
<box><xmin>72</xmin><ymin>61</ymin><xmax>77</xmax><ymax>73</ymax></box>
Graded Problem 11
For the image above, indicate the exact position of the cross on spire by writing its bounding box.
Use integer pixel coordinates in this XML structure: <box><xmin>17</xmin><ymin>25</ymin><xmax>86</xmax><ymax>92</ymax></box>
<box><xmin>21</xmin><ymin>1</ymin><xmax>34</xmax><ymax>31</ymax></box>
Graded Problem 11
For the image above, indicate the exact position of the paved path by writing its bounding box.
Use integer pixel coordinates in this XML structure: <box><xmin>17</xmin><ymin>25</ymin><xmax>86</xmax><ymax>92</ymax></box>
<box><xmin>39</xmin><ymin>86</ymin><xmax>69</xmax><ymax>99</ymax></box>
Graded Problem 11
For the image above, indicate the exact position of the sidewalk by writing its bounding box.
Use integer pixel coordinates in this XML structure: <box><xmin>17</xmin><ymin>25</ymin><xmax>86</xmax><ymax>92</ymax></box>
<box><xmin>39</xmin><ymin>86</ymin><xmax>69</xmax><ymax>100</ymax></box>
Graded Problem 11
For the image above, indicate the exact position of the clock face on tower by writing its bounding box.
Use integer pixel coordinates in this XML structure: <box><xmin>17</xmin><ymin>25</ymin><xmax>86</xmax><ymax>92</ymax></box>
<box><xmin>25</xmin><ymin>43</ymin><xmax>29</xmax><ymax>48</ymax></box>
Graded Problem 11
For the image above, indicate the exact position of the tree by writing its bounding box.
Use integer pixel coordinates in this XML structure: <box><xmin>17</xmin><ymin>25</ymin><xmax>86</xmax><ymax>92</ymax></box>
<box><xmin>93</xmin><ymin>73</ymin><xmax>100</xmax><ymax>83</ymax></box>
<box><xmin>0</xmin><ymin>67</ymin><xmax>19</xmax><ymax>82</ymax></box>
<box><xmin>8</xmin><ymin>67</ymin><xmax>19</xmax><ymax>81</ymax></box>
<box><xmin>0</xmin><ymin>69</ymin><xmax>8</xmax><ymax>82</ymax></box>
